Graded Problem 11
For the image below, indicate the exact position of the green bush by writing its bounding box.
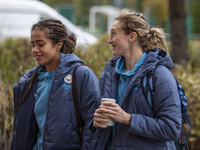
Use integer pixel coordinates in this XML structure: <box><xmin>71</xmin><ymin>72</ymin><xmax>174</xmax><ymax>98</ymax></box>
<box><xmin>188</xmin><ymin>40</ymin><xmax>200</xmax><ymax>72</ymax></box>
<box><xmin>172</xmin><ymin>64</ymin><xmax>200</xmax><ymax>150</ymax></box>
<box><xmin>0</xmin><ymin>38</ymin><xmax>36</xmax><ymax>84</ymax></box>
<box><xmin>75</xmin><ymin>34</ymin><xmax>112</xmax><ymax>78</ymax></box>
<box><xmin>0</xmin><ymin>80</ymin><xmax>13</xmax><ymax>149</ymax></box>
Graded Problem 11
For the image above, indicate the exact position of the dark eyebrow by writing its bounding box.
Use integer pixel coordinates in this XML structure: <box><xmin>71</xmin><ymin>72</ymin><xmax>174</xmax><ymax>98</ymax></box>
<box><xmin>31</xmin><ymin>40</ymin><xmax>45</xmax><ymax>44</ymax></box>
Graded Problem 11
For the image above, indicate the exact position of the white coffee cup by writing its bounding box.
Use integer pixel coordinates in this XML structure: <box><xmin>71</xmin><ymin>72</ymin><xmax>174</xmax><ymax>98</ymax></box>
<box><xmin>100</xmin><ymin>98</ymin><xmax>116</xmax><ymax>126</ymax></box>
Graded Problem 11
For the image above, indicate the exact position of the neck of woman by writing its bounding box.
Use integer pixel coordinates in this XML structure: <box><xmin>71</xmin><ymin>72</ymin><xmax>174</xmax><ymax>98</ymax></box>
<box><xmin>123</xmin><ymin>47</ymin><xmax>143</xmax><ymax>73</ymax></box>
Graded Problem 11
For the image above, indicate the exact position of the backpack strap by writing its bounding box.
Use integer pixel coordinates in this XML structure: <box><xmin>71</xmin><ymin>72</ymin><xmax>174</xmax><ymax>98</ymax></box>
<box><xmin>142</xmin><ymin>71</ymin><xmax>154</xmax><ymax>108</ymax></box>
<box><xmin>72</xmin><ymin>64</ymin><xmax>83</xmax><ymax>142</ymax></box>
<box><xmin>175</xmin><ymin>78</ymin><xmax>188</xmax><ymax>113</ymax></box>
<box><xmin>142</xmin><ymin>71</ymin><xmax>188</xmax><ymax>113</ymax></box>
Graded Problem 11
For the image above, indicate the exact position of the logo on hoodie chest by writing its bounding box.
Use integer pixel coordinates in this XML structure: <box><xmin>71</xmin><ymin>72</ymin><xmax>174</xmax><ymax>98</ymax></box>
<box><xmin>64</xmin><ymin>74</ymin><xmax>72</xmax><ymax>83</ymax></box>
<box><xmin>62</xmin><ymin>74</ymin><xmax>72</xmax><ymax>90</ymax></box>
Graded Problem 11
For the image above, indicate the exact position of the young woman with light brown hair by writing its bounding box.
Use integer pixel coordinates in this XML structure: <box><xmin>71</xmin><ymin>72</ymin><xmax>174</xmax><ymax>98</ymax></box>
<box><xmin>91</xmin><ymin>9</ymin><xmax>181</xmax><ymax>150</ymax></box>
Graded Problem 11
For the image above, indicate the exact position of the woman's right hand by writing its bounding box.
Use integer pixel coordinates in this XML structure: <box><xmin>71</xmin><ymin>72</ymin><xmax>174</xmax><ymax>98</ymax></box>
<box><xmin>93</xmin><ymin>106</ymin><xmax>110</xmax><ymax>128</ymax></box>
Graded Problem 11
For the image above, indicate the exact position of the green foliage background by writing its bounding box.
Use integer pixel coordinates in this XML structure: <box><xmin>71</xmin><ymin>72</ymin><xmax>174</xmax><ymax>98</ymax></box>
<box><xmin>0</xmin><ymin>38</ymin><xmax>36</xmax><ymax>84</ymax></box>
<box><xmin>75</xmin><ymin>34</ymin><xmax>112</xmax><ymax>79</ymax></box>
<box><xmin>0</xmin><ymin>36</ymin><xmax>200</xmax><ymax>149</ymax></box>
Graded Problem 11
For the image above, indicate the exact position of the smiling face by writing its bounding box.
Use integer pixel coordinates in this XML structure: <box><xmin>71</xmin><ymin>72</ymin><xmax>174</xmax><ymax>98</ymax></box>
<box><xmin>31</xmin><ymin>29</ymin><xmax>61</xmax><ymax>71</ymax></box>
<box><xmin>108</xmin><ymin>20</ymin><xmax>131</xmax><ymax>56</ymax></box>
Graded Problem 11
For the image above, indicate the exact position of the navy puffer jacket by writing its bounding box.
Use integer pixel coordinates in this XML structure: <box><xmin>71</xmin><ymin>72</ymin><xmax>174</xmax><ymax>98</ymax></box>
<box><xmin>11</xmin><ymin>53</ymin><xmax>100</xmax><ymax>150</ymax></box>
<box><xmin>90</xmin><ymin>49</ymin><xmax>182</xmax><ymax>150</ymax></box>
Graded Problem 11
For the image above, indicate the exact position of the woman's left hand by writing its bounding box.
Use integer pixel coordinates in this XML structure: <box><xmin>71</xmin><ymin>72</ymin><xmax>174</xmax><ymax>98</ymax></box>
<box><xmin>100</xmin><ymin>101</ymin><xmax>131</xmax><ymax>125</ymax></box>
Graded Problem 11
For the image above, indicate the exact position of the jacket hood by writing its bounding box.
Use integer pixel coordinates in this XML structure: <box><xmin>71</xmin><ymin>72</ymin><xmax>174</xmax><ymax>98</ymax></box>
<box><xmin>59</xmin><ymin>53</ymin><xmax>84</xmax><ymax>67</ymax></box>
<box><xmin>104</xmin><ymin>49</ymin><xmax>174</xmax><ymax>74</ymax></box>
<box><xmin>141</xmin><ymin>49</ymin><xmax>174</xmax><ymax>74</ymax></box>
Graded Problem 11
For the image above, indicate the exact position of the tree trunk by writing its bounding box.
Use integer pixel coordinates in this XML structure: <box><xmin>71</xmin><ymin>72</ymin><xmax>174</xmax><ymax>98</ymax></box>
<box><xmin>169</xmin><ymin>0</ymin><xmax>189</xmax><ymax>66</ymax></box>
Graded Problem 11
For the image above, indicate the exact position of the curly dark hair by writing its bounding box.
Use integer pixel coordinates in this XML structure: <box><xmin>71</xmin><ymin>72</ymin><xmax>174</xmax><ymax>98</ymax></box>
<box><xmin>31</xmin><ymin>19</ymin><xmax>76</xmax><ymax>53</ymax></box>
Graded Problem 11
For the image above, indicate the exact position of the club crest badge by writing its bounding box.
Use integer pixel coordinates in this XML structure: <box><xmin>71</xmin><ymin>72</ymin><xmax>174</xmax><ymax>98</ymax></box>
<box><xmin>64</xmin><ymin>74</ymin><xmax>72</xmax><ymax>84</ymax></box>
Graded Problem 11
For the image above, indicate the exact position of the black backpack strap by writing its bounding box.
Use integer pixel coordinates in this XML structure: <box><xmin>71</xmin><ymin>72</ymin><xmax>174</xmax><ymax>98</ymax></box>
<box><xmin>72</xmin><ymin>64</ymin><xmax>83</xmax><ymax>142</ymax></box>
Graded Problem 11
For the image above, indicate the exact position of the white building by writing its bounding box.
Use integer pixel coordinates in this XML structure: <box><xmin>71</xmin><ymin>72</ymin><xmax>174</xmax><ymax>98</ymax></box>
<box><xmin>89</xmin><ymin>5</ymin><xmax>120</xmax><ymax>34</ymax></box>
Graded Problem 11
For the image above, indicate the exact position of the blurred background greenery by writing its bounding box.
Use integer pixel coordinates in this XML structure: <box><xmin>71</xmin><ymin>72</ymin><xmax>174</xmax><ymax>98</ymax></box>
<box><xmin>0</xmin><ymin>0</ymin><xmax>200</xmax><ymax>149</ymax></box>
